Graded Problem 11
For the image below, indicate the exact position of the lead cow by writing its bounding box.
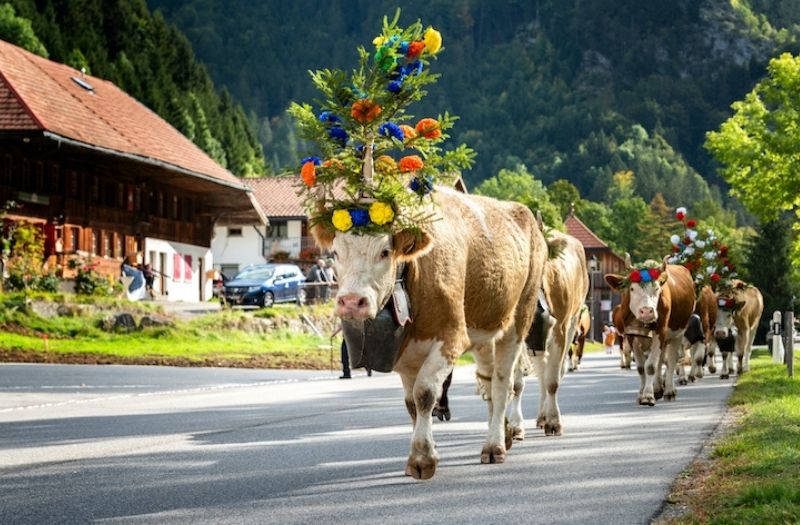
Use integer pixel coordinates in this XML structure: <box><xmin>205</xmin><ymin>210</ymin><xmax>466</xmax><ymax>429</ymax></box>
<box><xmin>606</xmin><ymin>257</ymin><xmax>695</xmax><ymax>405</ymax></box>
<box><xmin>714</xmin><ymin>280</ymin><xmax>763</xmax><ymax>379</ymax></box>
<box><xmin>315</xmin><ymin>187</ymin><xmax>547</xmax><ymax>479</ymax></box>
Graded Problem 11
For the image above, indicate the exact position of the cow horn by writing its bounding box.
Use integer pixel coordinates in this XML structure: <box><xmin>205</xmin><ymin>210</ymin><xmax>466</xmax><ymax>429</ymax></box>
<box><xmin>535</xmin><ymin>210</ymin><xmax>544</xmax><ymax>232</ymax></box>
<box><xmin>661</xmin><ymin>255</ymin><xmax>669</xmax><ymax>272</ymax></box>
<box><xmin>624</xmin><ymin>253</ymin><xmax>632</xmax><ymax>269</ymax></box>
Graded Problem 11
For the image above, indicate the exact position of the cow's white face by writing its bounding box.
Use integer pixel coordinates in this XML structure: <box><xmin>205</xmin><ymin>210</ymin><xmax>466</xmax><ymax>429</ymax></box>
<box><xmin>628</xmin><ymin>282</ymin><xmax>662</xmax><ymax>324</ymax></box>
<box><xmin>714</xmin><ymin>309</ymin><xmax>737</xmax><ymax>339</ymax></box>
<box><xmin>332</xmin><ymin>233</ymin><xmax>397</xmax><ymax>320</ymax></box>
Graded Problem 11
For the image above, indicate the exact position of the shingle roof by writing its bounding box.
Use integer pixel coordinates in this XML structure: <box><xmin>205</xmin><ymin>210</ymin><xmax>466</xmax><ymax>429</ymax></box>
<box><xmin>0</xmin><ymin>38</ymin><xmax>240</xmax><ymax>187</ymax></box>
<box><xmin>246</xmin><ymin>176</ymin><xmax>306</xmax><ymax>218</ymax></box>
<box><xmin>565</xmin><ymin>213</ymin><xmax>609</xmax><ymax>250</ymax></box>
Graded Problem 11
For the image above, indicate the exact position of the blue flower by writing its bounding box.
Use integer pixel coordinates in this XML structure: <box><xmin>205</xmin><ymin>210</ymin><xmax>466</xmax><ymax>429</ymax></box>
<box><xmin>300</xmin><ymin>156</ymin><xmax>321</xmax><ymax>166</ymax></box>
<box><xmin>379</xmin><ymin>122</ymin><xmax>405</xmax><ymax>142</ymax></box>
<box><xmin>349</xmin><ymin>208</ymin><xmax>370</xmax><ymax>227</ymax></box>
<box><xmin>318</xmin><ymin>111</ymin><xmax>341</xmax><ymax>124</ymax></box>
<box><xmin>640</xmin><ymin>270</ymin><xmax>652</xmax><ymax>283</ymax></box>
<box><xmin>328</xmin><ymin>127</ymin><xmax>348</xmax><ymax>144</ymax></box>
<box><xmin>410</xmin><ymin>175</ymin><xmax>434</xmax><ymax>195</ymax></box>
<box><xmin>355</xmin><ymin>143</ymin><xmax>376</xmax><ymax>155</ymax></box>
<box><xmin>398</xmin><ymin>41</ymin><xmax>409</xmax><ymax>55</ymax></box>
<box><xmin>387</xmin><ymin>80</ymin><xmax>403</xmax><ymax>93</ymax></box>
<box><xmin>402</xmin><ymin>60</ymin><xmax>423</xmax><ymax>77</ymax></box>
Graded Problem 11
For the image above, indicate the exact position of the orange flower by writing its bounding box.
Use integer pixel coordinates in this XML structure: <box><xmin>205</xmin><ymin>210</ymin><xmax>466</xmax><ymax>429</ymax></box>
<box><xmin>398</xmin><ymin>155</ymin><xmax>424</xmax><ymax>173</ymax></box>
<box><xmin>375</xmin><ymin>155</ymin><xmax>397</xmax><ymax>173</ymax></box>
<box><xmin>300</xmin><ymin>161</ymin><xmax>316</xmax><ymax>187</ymax></box>
<box><xmin>399</xmin><ymin>124</ymin><xmax>417</xmax><ymax>139</ymax></box>
<box><xmin>415</xmin><ymin>118</ymin><xmax>441</xmax><ymax>139</ymax></box>
<box><xmin>406</xmin><ymin>41</ymin><xmax>426</xmax><ymax>59</ymax></box>
<box><xmin>351</xmin><ymin>99</ymin><xmax>382</xmax><ymax>123</ymax></box>
<box><xmin>322</xmin><ymin>159</ymin><xmax>344</xmax><ymax>169</ymax></box>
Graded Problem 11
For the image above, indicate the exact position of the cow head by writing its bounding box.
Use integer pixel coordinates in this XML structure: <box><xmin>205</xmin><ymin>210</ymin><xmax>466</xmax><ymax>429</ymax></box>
<box><xmin>312</xmin><ymin>223</ymin><xmax>432</xmax><ymax>319</ymax></box>
<box><xmin>714</xmin><ymin>296</ymin><xmax>740</xmax><ymax>339</ymax></box>
<box><xmin>605</xmin><ymin>255</ymin><xmax>668</xmax><ymax>325</ymax></box>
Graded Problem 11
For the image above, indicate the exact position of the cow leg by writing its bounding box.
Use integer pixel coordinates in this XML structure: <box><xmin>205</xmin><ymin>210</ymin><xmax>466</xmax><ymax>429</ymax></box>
<box><xmin>621</xmin><ymin>337</ymin><xmax>633</xmax><ymax>369</ymax></box>
<box><xmin>738</xmin><ymin>328</ymin><xmax>756</xmax><ymax>374</ymax></box>
<box><xmin>400</xmin><ymin>345</ymin><xmax>452</xmax><ymax>480</ymax></box>
<box><xmin>507</xmin><ymin>353</ymin><xmax>527</xmax><ymax>441</ymax></box>
<box><xmin>676</xmin><ymin>342</ymin><xmax>689</xmax><ymax>386</ymax></box>
<box><xmin>480</xmin><ymin>332</ymin><xmax>523</xmax><ymax>464</ymax></box>
<box><xmin>539</xmin><ymin>319</ymin><xmax>573</xmax><ymax>435</ymax></box>
<box><xmin>663</xmin><ymin>334</ymin><xmax>683</xmax><ymax>401</ymax></box>
<box><xmin>654</xmin><ymin>346</ymin><xmax>666</xmax><ymax>401</ymax></box>
<box><xmin>706</xmin><ymin>338</ymin><xmax>717</xmax><ymax>374</ymax></box>
<box><xmin>640</xmin><ymin>338</ymin><xmax>661</xmax><ymax>406</ymax></box>
<box><xmin>688</xmin><ymin>340</ymin><xmax>705</xmax><ymax>382</ymax></box>
<box><xmin>720</xmin><ymin>350</ymin><xmax>732</xmax><ymax>380</ymax></box>
<box><xmin>432</xmin><ymin>371</ymin><xmax>452</xmax><ymax>421</ymax></box>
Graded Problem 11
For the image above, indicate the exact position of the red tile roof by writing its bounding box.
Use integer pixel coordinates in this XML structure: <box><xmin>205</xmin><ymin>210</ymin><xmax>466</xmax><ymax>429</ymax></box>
<box><xmin>0</xmin><ymin>38</ymin><xmax>241</xmax><ymax>187</ymax></box>
<box><xmin>247</xmin><ymin>176</ymin><xmax>306</xmax><ymax>218</ymax></box>
<box><xmin>565</xmin><ymin>213</ymin><xmax>609</xmax><ymax>250</ymax></box>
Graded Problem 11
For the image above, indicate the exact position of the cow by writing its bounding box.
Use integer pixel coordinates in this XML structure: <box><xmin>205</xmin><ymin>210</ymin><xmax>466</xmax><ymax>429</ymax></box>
<box><xmin>567</xmin><ymin>305</ymin><xmax>591</xmax><ymax>372</ymax></box>
<box><xmin>714</xmin><ymin>280</ymin><xmax>764</xmax><ymax>379</ymax></box>
<box><xmin>612</xmin><ymin>303</ymin><xmax>633</xmax><ymax>369</ymax></box>
<box><xmin>316</xmin><ymin>187</ymin><xmax>547</xmax><ymax>479</ymax></box>
<box><xmin>605</xmin><ymin>257</ymin><xmax>696</xmax><ymax>405</ymax></box>
<box><xmin>509</xmin><ymin>230</ymin><xmax>589</xmax><ymax>437</ymax></box>
<box><xmin>680</xmin><ymin>285</ymin><xmax>718</xmax><ymax>383</ymax></box>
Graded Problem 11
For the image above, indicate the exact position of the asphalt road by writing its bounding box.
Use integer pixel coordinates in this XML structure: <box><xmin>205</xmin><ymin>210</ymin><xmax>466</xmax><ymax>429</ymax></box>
<box><xmin>0</xmin><ymin>352</ymin><xmax>734</xmax><ymax>525</ymax></box>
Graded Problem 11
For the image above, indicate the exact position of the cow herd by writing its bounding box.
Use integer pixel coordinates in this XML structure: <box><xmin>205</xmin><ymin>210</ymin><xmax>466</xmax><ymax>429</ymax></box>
<box><xmin>316</xmin><ymin>188</ymin><xmax>763</xmax><ymax>480</ymax></box>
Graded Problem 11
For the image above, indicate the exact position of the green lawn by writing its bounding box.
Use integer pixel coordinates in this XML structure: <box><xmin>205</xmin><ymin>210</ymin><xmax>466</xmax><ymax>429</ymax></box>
<box><xmin>668</xmin><ymin>349</ymin><xmax>800</xmax><ymax>524</ymax></box>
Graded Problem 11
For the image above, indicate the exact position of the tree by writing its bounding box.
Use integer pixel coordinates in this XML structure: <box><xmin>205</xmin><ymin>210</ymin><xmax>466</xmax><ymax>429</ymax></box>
<box><xmin>474</xmin><ymin>165</ymin><xmax>563</xmax><ymax>229</ymax></box>
<box><xmin>547</xmin><ymin>179</ymin><xmax>584</xmax><ymax>219</ymax></box>
<box><xmin>0</xmin><ymin>3</ymin><xmax>48</xmax><ymax>57</ymax></box>
<box><xmin>705</xmin><ymin>52</ymin><xmax>800</xmax><ymax>267</ymax></box>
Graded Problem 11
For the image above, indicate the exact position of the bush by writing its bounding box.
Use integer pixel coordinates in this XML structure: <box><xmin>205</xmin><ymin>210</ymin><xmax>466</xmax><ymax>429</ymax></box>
<box><xmin>70</xmin><ymin>258</ymin><xmax>113</xmax><ymax>295</ymax></box>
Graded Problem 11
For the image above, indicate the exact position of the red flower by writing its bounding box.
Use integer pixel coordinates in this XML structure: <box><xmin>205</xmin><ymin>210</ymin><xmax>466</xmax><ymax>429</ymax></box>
<box><xmin>300</xmin><ymin>161</ymin><xmax>316</xmax><ymax>187</ymax></box>
<box><xmin>398</xmin><ymin>155</ymin><xmax>424</xmax><ymax>173</ymax></box>
<box><xmin>406</xmin><ymin>41</ymin><xmax>426</xmax><ymax>58</ymax></box>
<box><xmin>720</xmin><ymin>245</ymin><xmax>728</xmax><ymax>255</ymax></box>
<box><xmin>686</xmin><ymin>219</ymin><xmax>697</xmax><ymax>229</ymax></box>
<box><xmin>629</xmin><ymin>270</ymin><xmax>642</xmax><ymax>283</ymax></box>
<box><xmin>684</xmin><ymin>262</ymin><xmax>693</xmax><ymax>272</ymax></box>
<box><xmin>710</xmin><ymin>273</ymin><xmax>721</xmax><ymax>283</ymax></box>
<box><xmin>684</xmin><ymin>237</ymin><xmax>692</xmax><ymax>245</ymax></box>
<box><xmin>648</xmin><ymin>268</ymin><xmax>661</xmax><ymax>280</ymax></box>
<box><xmin>415</xmin><ymin>118</ymin><xmax>441</xmax><ymax>139</ymax></box>
<box><xmin>672</xmin><ymin>245</ymin><xmax>680</xmax><ymax>252</ymax></box>
<box><xmin>351</xmin><ymin>99</ymin><xmax>382</xmax><ymax>123</ymax></box>
<box><xmin>675</xmin><ymin>211</ymin><xmax>685</xmax><ymax>221</ymax></box>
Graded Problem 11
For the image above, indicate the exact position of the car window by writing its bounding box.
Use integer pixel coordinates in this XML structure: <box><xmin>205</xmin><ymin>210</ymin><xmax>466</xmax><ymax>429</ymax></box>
<box><xmin>234</xmin><ymin>267</ymin><xmax>274</xmax><ymax>280</ymax></box>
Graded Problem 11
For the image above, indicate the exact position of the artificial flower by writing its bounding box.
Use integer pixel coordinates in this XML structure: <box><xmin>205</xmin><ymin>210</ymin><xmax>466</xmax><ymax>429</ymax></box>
<box><xmin>322</xmin><ymin>159</ymin><xmax>344</xmax><ymax>169</ymax></box>
<box><xmin>374</xmin><ymin>45</ymin><xmax>396</xmax><ymax>72</ymax></box>
<box><xmin>379</xmin><ymin>122</ymin><xmax>405</xmax><ymax>142</ymax></box>
<box><xmin>332</xmin><ymin>209</ymin><xmax>353</xmax><ymax>232</ymax></box>
<box><xmin>410</xmin><ymin>175</ymin><xmax>434</xmax><ymax>195</ymax></box>
<box><xmin>373</xmin><ymin>35</ymin><xmax>387</xmax><ymax>46</ymax></box>
<box><xmin>719</xmin><ymin>245</ymin><xmax>728</xmax><ymax>255</ymax></box>
<box><xmin>402</xmin><ymin>60</ymin><xmax>423</xmax><ymax>76</ymax></box>
<box><xmin>710</xmin><ymin>273</ymin><xmax>721</xmax><ymax>283</ymax></box>
<box><xmin>688</xmin><ymin>230</ymin><xmax>698</xmax><ymax>241</ymax></box>
<box><xmin>424</xmin><ymin>27</ymin><xmax>442</xmax><ymax>54</ymax></box>
<box><xmin>629</xmin><ymin>270</ymin><xmax>642</xmax><ymax>283</ymax></box>
<box><xmin>318</xmin><ymin>111</ymin><xmax>341</xmax><ymax>124</ymax></box>
<box><xmin>649</xmin><ymin>268</ymin><xmax>661</xmax><ymax>280</ymax></box>
<box><xmin>398</xmin><ymin>155</ymin><xmax>424</xmax><ymax>172</ymax></box>
<box><xmin>349</xmin><ymin>208</ymin><xmax>370</xmax><ymax>227</ymax></box>
<box><xmin>301</xmin><ymin>156</ymin><xmax>321</xmax><ymax>166</ymax></box>
<box><xmin>686</xmin><ymin>219</ymin><xmax>697</xmax><ymax>229</ymax></box>
<box><xmin>400</xmin><ymin>124</ymin><xmax>417</xmax><ymax>139</ymax></box>
<box><xmin>387</xmin><ymin>80</ymin><xmax>403</xmax><ymax>93</ymax></box>
<box><xmin>416</xmin><ymin>118</ymin><xmax>441</xmax><ymax>139</ymax></box>
<box><xmin>328</xmin><ymin>127</ymin><xmax>348</xmax><ymax>144</ymax></box>
<box><xmin>695</xmin><ymin>240</ymin><xmax>706</xmax><ymax>249</ymax></box>
<box><xmin>670</xmin><ymin>234</ymin><xmax>680</xmax><ymax>246</ymax></box>
<box><xmin>375</xmin><ymin>155</ymin><xmax>397</xmax><ymax>173</ymax></box>
<box><xmin>300</xmin><ymin>161</ymin><xmax>316</xmax><ymax>187</ymax></box>
<box><xmin>640</xmin><ymin>269</ymin><xmax>653</xmax><ymax>283</ymax></box>
<box><xmin>398</xmin><ymin>41</ymin><xmax>409</xmax><ymax>55</ymax></box>
<box><xmin>406</xmin><ymin>41</ymin><xmax>426</xmax><ymax>59</ymax></box>
<box><xmin>351</xmin><ymin>99</ymin><xmax>382</xmax><ymax>123</ymax></box>
<box><xmin>369</xmin><ymin>202</ymin><xmax>395</xmax><ymax>225</ymax></box>
<box><xmin>675</xmin><ymin>207</ymin><xmax>687</xmax><ymax>220</ymax></box>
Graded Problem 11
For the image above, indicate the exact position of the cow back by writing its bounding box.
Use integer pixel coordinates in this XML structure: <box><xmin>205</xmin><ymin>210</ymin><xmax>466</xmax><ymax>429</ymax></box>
<box><xmin>732</xmin><ymin>283</ymin><xmax>764</xmax><ymax>333</ymax></box>
<box><xmin>662</xmin><ymin>264</ymin><xmax>695</xmax><ymax>332</ymax></box>
<box><xmin>696</xmin><ymin>285</ymin><xmax>718</xmax><ymax>337</ymax></box>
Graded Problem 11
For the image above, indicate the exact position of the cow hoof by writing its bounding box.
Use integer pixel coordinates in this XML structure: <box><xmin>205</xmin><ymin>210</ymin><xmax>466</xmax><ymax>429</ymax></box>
<box><xmin>708</xmin><ymin>366</ymin><xmax>717</xmax><ymax>374</ymax></box>
<box><xmin>677</xmin><ymin>378</ymin><xmax>688</xmax><ymax>386</ymax></box>
<box><xmin>405</xmin><ymin>455</ymin><xmax>438</xmax><ymax>480</ymax></box>
<box><xmin>638</xmin><ymin>396</ymin><xmax>656</xmax><ymax>406</ymax></box>
<box><xmin>536</xmin><ymin>416</ymin><xmax>545</xmax><ymax>429</ymax></box>
<box><xmin>481</xmin><ymin>444</ymin><xmax>507</xmax><ymax>464</ymax></box>
<box><xmin>544</xmin><ymin>422</ymin><xmax>563</xmax><ymax>436</ymax></box>
<box><xmin>432</xmin><ymin>406</ymin><xmax>451</xmax><ymax>422</ymax></box>
<box><xmin>720</xmin><ymin>374</ymin><xmax>729</xmax><ymax>380</ymax></box>
<box><xmin>688</xmin><ymin>376</ymin><xmax>696</xmax><ymax>383</ymax></box>
<box><xmin>664</xmin><ymin>392</ymin><xmax>676</xmax><ymax>401</ymax></box>
<box><xmin>568</xmin><ymin>367</ymin><xmax>575</xmax><ymax>372</ymax></box>
<box><xmin>504</xmin><ymin>422</ymin><xmax>515</xmax><ymax>450</ymax></box>
<box><xmin>511</xmin><ymin>426</ymin><xmax>525</xmax><ymax>441</ymax></box>
<box><xmin>654</xmin><ymin>390</ymin><xmax>664</xmax><ymax>401</ymax></box>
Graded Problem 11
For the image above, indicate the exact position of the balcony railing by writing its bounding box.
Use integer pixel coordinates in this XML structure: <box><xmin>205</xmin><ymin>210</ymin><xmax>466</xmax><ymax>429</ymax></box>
<box><xmin>264</xmin><ymin>236</ymin><xmax>319</xmax><ymax>259</ymax></box>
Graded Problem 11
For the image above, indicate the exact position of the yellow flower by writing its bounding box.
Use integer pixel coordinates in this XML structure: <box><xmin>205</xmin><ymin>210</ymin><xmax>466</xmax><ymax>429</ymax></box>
<box><xmin>424</xmin><ymin>27</ymin><xmax>442</xmax><ymax>54</ymax></box>
<box><xmin>369</xmin><ymin>202</ymin><xmax>395</xmax><ymax>226</ymax></box>
<box><xmin>373</xmin><ymin>35</ymin><xmax>387</xmax><ymax>46</ymax></box>
<box><xmin>332</xmin><ymin>209</ymin><xmax>353</xmax><ymax>232</ymax></box>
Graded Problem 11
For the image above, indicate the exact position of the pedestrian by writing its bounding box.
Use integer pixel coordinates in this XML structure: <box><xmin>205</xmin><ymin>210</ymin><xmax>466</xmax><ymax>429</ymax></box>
<box><xmin>142</xmin><ymin>263</ymin><xmax>156</xmax><ymax>299</ymax></box>
<box><xmin>603</xmin><ymin>323</ymin><xmax>616</xmax><ymax>354</ymax></box>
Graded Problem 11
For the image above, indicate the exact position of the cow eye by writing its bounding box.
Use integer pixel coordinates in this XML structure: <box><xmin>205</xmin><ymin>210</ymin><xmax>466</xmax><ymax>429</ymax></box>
<box><xmin>380</xmin><ymin>249</ymin><xmax>390</xmax><ymax>259</ymax></box>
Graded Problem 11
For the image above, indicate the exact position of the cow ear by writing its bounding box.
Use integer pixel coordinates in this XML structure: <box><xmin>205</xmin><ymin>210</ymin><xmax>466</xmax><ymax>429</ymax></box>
<box><xmin>658</xmin><ymin>270</ymin><xmax>669</xmax><ymax>284</ymax></box>
<box><xmin>393</xmin><ymin>229</ymin><xmax>433</xmax><ymax>262</ymax></box>
<box><xmin>605</xmin><ymin>274</ymin><xmax>624</xmax><ymax>291</ymax></box>
<box><xmin>310</xmin><ymin>222</ymin><xmax>335</xmax><ymax>251</ymax></box>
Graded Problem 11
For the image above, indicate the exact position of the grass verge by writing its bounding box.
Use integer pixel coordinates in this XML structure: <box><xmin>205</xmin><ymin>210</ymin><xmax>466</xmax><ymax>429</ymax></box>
<box><xmin>663</xmin><ymin>349</ymin><xmax>800</xmax><ymax>524</ymax></box>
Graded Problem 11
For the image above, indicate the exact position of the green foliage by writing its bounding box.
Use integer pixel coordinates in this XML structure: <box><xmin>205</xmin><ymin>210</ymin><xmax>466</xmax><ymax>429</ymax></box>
<box><xmin>68</xmin><ymin>257</ymin><xmax>114</xmax><ymax>296</ymax></box>
<box><xmin>473</xmin><ymin>165</ymin><xmax>563</xmax><ymax>229</ymax></box>
<box><xmin>0</xmin><ymin>2</ymin><xmax>47</xmax><ymax>56</ymax></box>
<box><xmin>2</xmin><ymin>221</ymin><xmax>59</xmax><ymax>293</ymax></box>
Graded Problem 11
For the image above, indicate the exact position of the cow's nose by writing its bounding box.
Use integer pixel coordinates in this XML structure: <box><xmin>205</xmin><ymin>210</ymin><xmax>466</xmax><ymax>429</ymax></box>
<box><xmin>337</xmin><ymin>294</ymin><xmax>370</xmax><ymax>318</ymax></box>
<box><xmin>639</xmin><ymin>306</ymin><xmax>655</xmax><ymax>319</ymax></box>
<box><xmin>715</xmin><ymin>330</ymin><xmax>728</xmax><ymax>339</ymax></box>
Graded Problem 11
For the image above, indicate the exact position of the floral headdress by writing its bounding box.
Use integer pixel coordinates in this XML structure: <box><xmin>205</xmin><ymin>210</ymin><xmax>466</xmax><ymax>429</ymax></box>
<box><xmin>288</xmin><ymin>11</ymin><xmax>475</xmax><ymax>236</ymax></box>
<box><xmin>619</xmin><ymin>260</ymin><xmax>665</xmax><ymax>289</ymax></box>
<box><xmin>666</xmin><ymin>207</ymin><xmax>738</xmax><ymax>291</ymax></box>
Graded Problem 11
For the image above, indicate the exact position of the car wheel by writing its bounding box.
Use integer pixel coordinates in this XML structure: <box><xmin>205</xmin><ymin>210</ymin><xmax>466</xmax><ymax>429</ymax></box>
<box><xmin>296</xmin><ymin>288</ymin><xmax>307</xmax><ymax>305</ymax></box>
<box><xmin>261</xmin><ymin>291</ymin><xmax>275</xmax><ymax>308</ymax></box>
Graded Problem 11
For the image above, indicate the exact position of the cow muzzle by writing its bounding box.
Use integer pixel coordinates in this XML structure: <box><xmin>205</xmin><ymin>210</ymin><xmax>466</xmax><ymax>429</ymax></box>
<box><xmin>336</xmin><ymin>293</ymin><xmax>374</xmax><ymax>320</ymax></box>
<box><xmin>637</xmin><ymin>306</ymin><xmax>656</xmax><ymax>324</ymax></box>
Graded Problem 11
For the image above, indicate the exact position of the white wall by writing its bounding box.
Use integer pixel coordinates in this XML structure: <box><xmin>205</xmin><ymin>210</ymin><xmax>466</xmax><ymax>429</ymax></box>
<box><xmin>144</xmin><ymin>238</ymin><xmax>213</xmax><ymax>302</ymax></box>
<box><xmin>211</xmin><ymin>224</ymin><xmax>267</xmax><ymax>276</ymax></box>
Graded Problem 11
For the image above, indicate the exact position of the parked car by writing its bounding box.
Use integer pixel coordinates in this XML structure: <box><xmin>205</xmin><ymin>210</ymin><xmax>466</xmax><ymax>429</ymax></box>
<box><xmin>222</xmin><ymin>263</ymin><xmax>306</xmax><ymax>308</ymax></box>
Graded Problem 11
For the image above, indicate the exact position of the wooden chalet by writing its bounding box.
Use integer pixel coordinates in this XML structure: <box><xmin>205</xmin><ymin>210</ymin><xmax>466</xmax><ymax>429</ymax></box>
<box><xmin>0</xmin><ymin>39</ymin><xmax>264</xmax><ymax>301</ymax></box>
<box><xmin>564</xmin><ymin>211</ymin><xmax>627</xmax><ymax>341</ymax></box>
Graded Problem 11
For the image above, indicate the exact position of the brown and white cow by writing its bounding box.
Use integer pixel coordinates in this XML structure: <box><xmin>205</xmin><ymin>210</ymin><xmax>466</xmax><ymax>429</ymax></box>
<box><xmin>567</xmin><ymin>305</ymin><xmax>591</xmax><ymax>372</ymax></box>
<box><xmin>681</xmin><ymin>285</ymin><xmax>718</xmax><ymax>382</ymax></box>
<box><xmin>605</xmin><ymin>257</ymin><xmax>696</xmax><ymax>405</ymax></box>
<box><xmin>612</xmin><ymin>303</ymin><xmax>633</xmax><ymax>369</ymax></box>
<box><xmin>714</xmin><ymin>280</ymin><xmax>763</xmax><ymax>379</ymax></box>
<box><xmin>509</xmin><ymin>231</ymin><xmax>589</xmax><ymax>437</ymax></box>
<box><xmin>315</xmin><ymin>187</ymin><xmax>547</xmax><ymax>479</ymax></box>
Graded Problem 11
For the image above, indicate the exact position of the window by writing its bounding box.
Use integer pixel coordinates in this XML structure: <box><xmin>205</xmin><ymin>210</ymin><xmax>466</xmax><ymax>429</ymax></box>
<box><xmin>114</xmin><ymin>234</ymin><xmax>122</xmax><ymax>258</ymax></box>
<box><xmin>90</xmin><ymin>231</ymin><xmax>98</xmax><ymax>255</ymax></box>
<box><xmin>227</xmin><ymin>227</ymin><xmax>243</xmax><ymax>237</ymax></box>
<box><xmin>69</xmin><ymin>227</ymin><xmax>80</xmax><ymax>252</ymax></box>
<box><xmin>171</xmin><ymin>195</ymin><xmax>179</xmax><ymax>220</ymax></box>
<box><xmin>269</xmin><ymin>221</ymin><xmax>288</xmax><ymax>238</ymax></box>
<box><xmin>103</xmin><ymin>231</ymin><xmax>111</xmax><ymax>257</ymax></box>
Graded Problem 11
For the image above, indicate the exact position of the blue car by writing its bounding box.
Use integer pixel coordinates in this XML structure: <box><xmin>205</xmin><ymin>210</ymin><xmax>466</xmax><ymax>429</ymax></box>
<box><xmin>222</xmin><ymin>263</ymin><xmax>306</xmax><ymax>308</ymax></box>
